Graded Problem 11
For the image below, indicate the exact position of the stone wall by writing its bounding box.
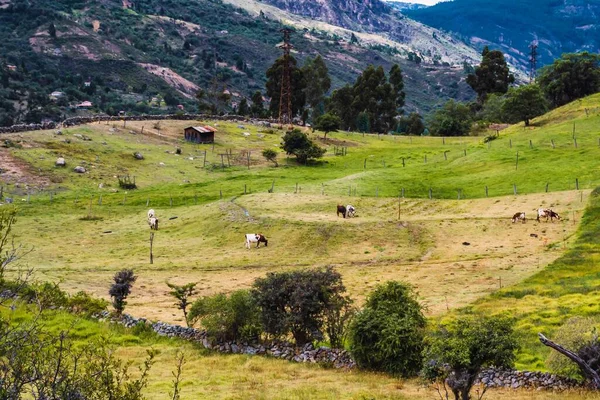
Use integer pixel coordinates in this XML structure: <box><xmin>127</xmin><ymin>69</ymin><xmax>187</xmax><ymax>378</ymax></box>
<box><xmin>98</xmin><ymin>312</ymin><xmax>355</xmax><ymax>369</ymax></box>
<box><xmin>0</xmin><ymin>114</ymin><xmax>277</xmax><ymax>134</ymax></box>
<box><xmin>101</xmin><ymin>312</ymin><xmax>584</xmax><ymax>390</ymax></box>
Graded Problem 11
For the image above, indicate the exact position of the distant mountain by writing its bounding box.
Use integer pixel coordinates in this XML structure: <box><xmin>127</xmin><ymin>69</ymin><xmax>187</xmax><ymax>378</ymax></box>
<box><xmin>406</xmin><ymin>0</ymin><xmax>600</xmax><ymax>70</ymax></box>
<box><xmin>0</xmin><ymin>0</ymin><xmax>480</xmax><ymax>126</ymax></box>
<box><xmin>383</xmin><ymin>1</ymin><xmax>428</xmax><ymax>12</ymax></box>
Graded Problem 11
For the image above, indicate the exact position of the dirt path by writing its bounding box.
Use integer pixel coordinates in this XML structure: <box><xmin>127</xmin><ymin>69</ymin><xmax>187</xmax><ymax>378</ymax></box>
<box><xmin>0</xmin><ymin>148</ymin><xmax>50</xmax><ymax>189</ymax></box>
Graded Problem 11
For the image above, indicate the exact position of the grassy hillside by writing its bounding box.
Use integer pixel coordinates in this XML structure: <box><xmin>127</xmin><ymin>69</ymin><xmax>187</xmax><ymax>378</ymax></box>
<box><xmin>2</xmin><ymin>93</ymin><xmax>600</xmax><ymax>395</ymax></box>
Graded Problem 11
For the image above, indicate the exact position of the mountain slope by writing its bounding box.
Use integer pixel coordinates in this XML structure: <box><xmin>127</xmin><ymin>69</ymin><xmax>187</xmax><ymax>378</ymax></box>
<box><xmin>0</xmin><ymin>0</ymin><xmax>478</xmax><ymax>126</ymax></box>
<box><xmin>407</xmin><ymin>0</ymin><xmax>600</xmax><ymax>70</ymax></box>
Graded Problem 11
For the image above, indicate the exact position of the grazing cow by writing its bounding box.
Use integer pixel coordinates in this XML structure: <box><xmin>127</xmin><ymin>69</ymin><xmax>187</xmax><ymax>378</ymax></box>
<box><xmin>245</xmin><ymin>233</ymin><xmax>268</xmax><ymax>249</ymax></box>
<box><xmin>536</xmin><ymin>208</ymin><xmax>561</xmax><ymax>222</ymax></box>
<box><xmin>337</xmin><ymin>205</ymin><xmax>347</xmax><ymax>218</ymax></box>
<box><xmin>511</xmin><ymin>212</ymin><xmax>526</xmax><ymax>223</ymax></box>
<box><xmin>346</xmin><ymin>205</ymin><xmax>356</xmax><ymax>218</ymax></box>
<box><xmin>147</xmin><ymin>209</ymin><xmax>159</xmax><ymax>230</ymax></box>
<box><xmin>148</xmin><ymin>217</ymin><xmax>159</xmax><ymax>230</ymax></box>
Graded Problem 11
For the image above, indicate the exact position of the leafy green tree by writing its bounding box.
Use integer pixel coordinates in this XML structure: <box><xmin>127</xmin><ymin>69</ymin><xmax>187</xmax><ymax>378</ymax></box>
<box><xmin>466</xmin><ymin>47</ymin><xmax>515</xmax><ymax>102</ymax></box>
<box><xmin>302</xmin><ymin>55</ymin><xmax>331</xmax><ymax>120</ymax></box>
<box><xmin>356</xmin><ymin>111</ymin><xmax>370</xmax><ymax>133</ymax></box>
<box><xmin>250</xmin><ymin>90</ymin><xmax>264</xmax><ymax>118</ymax></box>
<box><xmin>109</xmin><ymin>269</ymin><xmax>137</xmax><ymax>316</ymax></box>
<box><xmin>389</xmin><ymin>64</ymin><xmax>405</xmax><ymax>113</ymax></box>
<box><xmin>538</xmin><ymin>52</ymin><xmax>600</xmax><ymax>108</ymax></box>
<box><xmin>428</xmin><ymin>100</ymin><xmax>472</xmax><ymax>136</ymax></box>
<box><xmin>348</xmin><ymin>281</ymin><xmax>426</xmax><ymax>377</ymax></box>
<box><xmin>476</xmin><ymin>93</ymin><xmax>506</xmax><ymax>123</ymax></box>
<box><xmin>237</xmin><ymin>98</ymin><xmax>249</xmax><ymax>116</ymax></box>
<box><xmin>327</xmin><ymin>85</ymin><xmax>354</xmax><ymax>130</ymax></box>
<box><xmin>262</xmin><ymin>148</ymin><xmax>278</xmax><ymax>167</ymax></box>
<box><xmin>397</xmin><ymin>112</ymin><xmax>425</xmax><ymax>135</ymax></box>
<box><xmin>350</xmin><ymin>65</ymin><xmax>397</xmax><ymax>133</ymax></box>
<box><xmin>167</xmin><ymin>282</ymin><xmax>198</xmax><ymax>327</ymax></box>
<box><xmin>313</xmin><ymin>112</ymin><xmax>340</xmax><ymax>139</ymax></box>
<box><xmin>265</xmin><ymin>55</ymin><xmax>306</xmax><ymax>118</ymax></box>
<box><xmin>252</xmin><ymin>267</ymin><xmax>351</xmax><ymax>345</ymax></box>
<box><xmin>502</xmin><ymin>84</ymin><xmax>548</xmax><ymax>126</ymax></box>
<box><xmin>281</xmin><ymin>129</ymin><xmax>325</xmax><ymax>164</ymax></box>
<box><xmin>188</xmin><ymin>290</ymin><xmax>261</xmax><ymax>342</ymax></box>
<box><xmin>422</xmin><ymin>315</ymin><xmax>518</xmax><ymax>400</ymax></box>
<box><xmin>48</xmin><ymin>22</ymin><xmax>56</xmax><ymax>38</ymax></box>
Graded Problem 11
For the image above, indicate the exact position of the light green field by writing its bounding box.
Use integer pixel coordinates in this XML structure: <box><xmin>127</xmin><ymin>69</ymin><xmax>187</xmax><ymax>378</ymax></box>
<box><xmin>3</xmin><ymin>94</ymin><xmax>600</xmax><ymax>398</ymax></box>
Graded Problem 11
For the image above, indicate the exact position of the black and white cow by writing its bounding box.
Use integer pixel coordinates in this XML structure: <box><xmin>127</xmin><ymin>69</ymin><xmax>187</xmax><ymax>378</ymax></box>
<box><xmin>245</xmin><ymin>233</ymin><xmax>268</xmax><ymax>249</ymax></box>
<box><xmin>337</xmin><ymin>205</ymin><xmax>347</xmax><ymax>218</ymax></box>
<box><xmin>536</xmin><ymin>208</ymin><xmax>561</xmax><ymax>222</ymax></box>
<box><xmin>147</xmin><ymin>209</ymin><xmax>159</xmax><ymax>230</ymax></box>
<box><xmin>346</xmin><ymin>205</ymin><xmax>356</xmax><ymax>218</ymax></box>
<box><xmin>511</xmin><ymin>212</ymin><xmax>526</xmax><ymax>223</ymax></box>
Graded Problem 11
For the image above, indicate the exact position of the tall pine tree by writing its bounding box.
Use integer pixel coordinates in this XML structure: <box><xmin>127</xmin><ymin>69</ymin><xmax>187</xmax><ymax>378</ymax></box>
<box><xmin>265</xmin><ymin>56</ymin><xmax>306</xmax><ymax>119</ymax></box>
<box><xmin>302</xmin><ymin>55</ymin><xmax>331</xmax><ymax>121</ymax></box>
<box><xmin>466</xmin><ymin>47</ymin><xmax>515</xmax><ymax>103</ymax></box>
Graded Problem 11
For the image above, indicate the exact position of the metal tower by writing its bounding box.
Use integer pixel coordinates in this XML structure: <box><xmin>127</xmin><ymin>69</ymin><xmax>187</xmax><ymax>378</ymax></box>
<box><xmin>278</xmin><ymin>28</ymin><xmax>294</xmax><ymax>127</ymax></box>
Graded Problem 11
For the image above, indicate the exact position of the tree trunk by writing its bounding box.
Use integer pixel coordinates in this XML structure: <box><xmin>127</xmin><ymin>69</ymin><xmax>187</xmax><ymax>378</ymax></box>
<box><xmin>539</xmin><ymin>333</ymin><xmax>600</xmax><ymax>389</ymax></box>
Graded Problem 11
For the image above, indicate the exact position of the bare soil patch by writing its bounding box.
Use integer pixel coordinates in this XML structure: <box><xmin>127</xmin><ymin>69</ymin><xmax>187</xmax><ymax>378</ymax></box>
<box><xmin>0</xmin><ymin>148</ymin><xmax>51</xmax><ymax>189</ymax></box>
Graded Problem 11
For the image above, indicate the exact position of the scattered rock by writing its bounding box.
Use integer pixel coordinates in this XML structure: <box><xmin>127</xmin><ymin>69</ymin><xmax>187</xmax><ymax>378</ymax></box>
<box><xmin>55</xmin><ymin>157</ymin><xmax>66</xmax><ymax>167</ymax></box>
<box><xmin>462</xmin><ymin>241</ymin><xmax>471</xmax><ymax>246</ymax></box>
<box><xmin>73</xmin><ymin>166</ymin><xmax>86</xmax><ymax>173</ymax></box>
<box><xmin>159</xmin><ymin>162</ymin><xmax>165</xmax><ymax>166</ymax></box>
<box><xmin>243</xmin><ymin>132</ymin><xmax>251</xmax><ymax>137</ymax></box>
<box><xmin>530</xmin><ymin>233</ymin><xmax>539</xmax><ymax>238</ymax></box>
<box><xmin>237</xmin><ymin>125</ymin><xmax>245</xmax><ymax>129</ymax></box>
<box><xmin>133</xmin><ymin>152</ymin><xmax>144</xmax><ymax>160</ymax></box>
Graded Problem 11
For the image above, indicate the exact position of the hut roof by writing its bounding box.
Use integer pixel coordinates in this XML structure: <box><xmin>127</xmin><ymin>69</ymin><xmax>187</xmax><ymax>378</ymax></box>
<box><xmin>187</xmin><ymin>125</ymin><xmax>217</xmax><ymax>133</ymax></box>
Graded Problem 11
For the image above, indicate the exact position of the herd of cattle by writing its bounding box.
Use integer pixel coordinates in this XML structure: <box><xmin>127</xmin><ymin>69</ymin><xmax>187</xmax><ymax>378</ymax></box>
<box><xmin>512</xmin><ymin>208</ymin><xmax>561</xmax><ymax>223</ymax></box>
<box><xmin>144</xmin><ymin>205</ymin><xmax>561</xmax><ymax>249</ymax></box>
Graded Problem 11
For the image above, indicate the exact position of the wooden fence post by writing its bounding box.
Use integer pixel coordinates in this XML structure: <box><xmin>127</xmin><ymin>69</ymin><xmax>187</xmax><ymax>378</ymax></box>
<box><xmin>149</xmin><ymin>232</ymin><xmax>154</xmax><ymax>264</ymax></box>
<box><xmin>364</xmin><ymin>158</ymin><xmax>367</xmax><ymax>169</ymax></box>
<box><xmin>444</xmin><ymin>151</ymin><xmax>448</xmax><ymax>160</ymax></box>
<box><xmin>401</xmin><ymin>187</ymin><xmax>405</xmax><ymax>198</ymax></box>
<box><xmin>375</xmin><ymin>187</ymin><xmax>379</xmax><ymax>197</ymax></box>
<box><xmin>402</xmin><ymin>157</ymin><xmax>405</xmax><ymax>167</ymax></box>
<box><xmin>509</xmin><ymin>139</ymin><xmax>512</xmax><ymax>148</ymax></box>
<box><xmin>576</xmin><ymin>178</ymin><xmax>579</xmax><ymax>190</ymax></box>
<box><xmin>515</xmin><ymin>151</ymin><xmax>519</xmax><ymax>170</ymax></box>
<box><xmin>220</xmin><ymin>190</ymin><xmax>222</xmax><ymax>199</ymax></box>
<box><xmin>485</xmin><ymin>186</ymin><xmax>489</xmax><ymax>197</ymax></box>
<box><xmin>545</xmin><ymin>183</ymin><xmax>549</xmax><ymax>193</ymax></box>
<box><xmin>204</xmin><ymin>150</ymin><xmax>207</xmax><ymax>167</ymax></box>
<box><xmin>463</xmin><ymin>149</ymin><xmax>467</xmax><ymax>156</ymax></box>
<box><xmin>429</xmin><ymin>187</ymin><xmax>433</xmax><ymax>199</ymax></box>
<box><xmin>551</xmin><ymin>139</ymin><xmax>555</xmax><ymax>149</ymax></box>
<box><xmin>529</xmin><ymin>140</ymin><xmax>533</xmax><ymax>149</ymax></box>
<box><xmin>574</xmin><ymin>138</ymin><xmax>578</xmax><ymax>148</ymax></box>
<box><xmin>513</xmin><ymin>184</ymin><xmax>517</xmax><ymax>195</ymax></box>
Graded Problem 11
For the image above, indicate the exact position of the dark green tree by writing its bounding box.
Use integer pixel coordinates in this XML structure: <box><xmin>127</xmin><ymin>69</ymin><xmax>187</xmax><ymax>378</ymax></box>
<box><xmin>265</xmin><ymin>55</ymin><xmax>306</xmax><ymax>118</ymax></box>
<box><xmin>428</xmin><ymin>100</ymin><xmax>472</xmax><ymax>136</ymax></box>
<box><xmin>502</xmin><ymin>84</ymin><xmax>548</xmax><ymax>126</ymax></box>
<box><xmin>48</xmin><ymin>23</ymin><xmax>56</xmax><ymax>38</ymax></box>
<box><xmin>538</xmin><ymin>52</ymin><xmax>600</xmax><ymax>108</ymax></box>
<box><xmin>348</xmin><ymin>281</ymin><xmax>426</xmax><ymax>376</ymax></box>
<box><xmin>422</xmin><ymin>315</ymin><xmax>518</xmax><ymax>400</ymax></box>
<box><xmin>466</xmin><ymin>47</ymin><xmax>515</xmax><ymax>102</ymax></box>
<box><xmin>350</xmin><ymin>65</ymin><xmax>397</xmax><ymax>133</ymax></box>
<box><xmin>398</xmin><ymin>112</ymin><xmax>425</xmax><ymax>135</ymax></box>
<box><xmin>302</xmin><ymin>55</ymin><xmax>331</xmax><ymax>121</ymax></box>
<box><xmin>389</xmin><ymin>64</ymin><xmax>405</xmax><ymax>114</ymax></box>
<box><xmin>252</xmin><ymin>267</ymin><xmax>351</xmax><ymax>345</ymax></box>
<box><xmin>250</xmin><ymin>90</ymin><xmax>264</xmax><ymax>118</ymax></box>
<box><xmin>350</xmin><ymin>32</ymin><xmax>359</xmax><ymax>44</ymax></box>
<box><xmin>108</xmin><ymin>269</ymin><xmax>137</xmax><ymax>316</ymax></box>
<box><xmin>281</xmin><ymin>129</ymin><xmax>325</xmax><ymax>164</ymax></box>
<box><xmin>313</xmin><ymin>112</ymin><xmax>340</xmax><ymax>139</ymax></box>
<box><xmin>237</xmin><ymin>98</ymin><xmax>249</xmax><ymax>116</ymax></box>
<box><xmin>327</xmin><ymin>85</ymin><xmax>354</xmax><ymax>130</ymax></box>
<box><xmin>166</xmin><ymin>282</ymin><xmax>198</xmax><ymax>327</ymax></box>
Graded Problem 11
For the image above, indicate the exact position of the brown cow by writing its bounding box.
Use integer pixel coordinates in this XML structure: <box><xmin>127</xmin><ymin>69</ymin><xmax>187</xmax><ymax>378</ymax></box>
<box><xmin>336</xmin><ymin>205</ymin><xmax>347</xmax><ymax>218</ymax></box>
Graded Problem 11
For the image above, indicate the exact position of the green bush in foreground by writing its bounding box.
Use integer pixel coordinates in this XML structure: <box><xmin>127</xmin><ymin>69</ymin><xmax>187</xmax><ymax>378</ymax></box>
<box><xmin>189</xmin><ymin>289</ymin><xmax>261</xmax><ymax>342</ymax></box>
<box><xmin>349</xmin><ymin>281</ymin><xmax>426</xmax><ymax>377</ymax></box>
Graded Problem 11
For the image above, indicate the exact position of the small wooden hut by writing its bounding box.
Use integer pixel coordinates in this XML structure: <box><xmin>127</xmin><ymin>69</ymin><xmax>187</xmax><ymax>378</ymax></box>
<box><xmin>184</xmin><ymin>125</ymin><xmax>217</xmax><ymax>143</ymax></box>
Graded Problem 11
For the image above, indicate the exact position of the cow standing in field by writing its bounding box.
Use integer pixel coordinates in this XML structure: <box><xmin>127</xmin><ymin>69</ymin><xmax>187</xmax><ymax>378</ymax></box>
<box><xmin>147</xmin><ymin>209</ymin><xmax>159</xmax><ymax>230</ymax></box>
<box><xmin>536</xmin><ymin>208</ymin><xmax>561</xmax><ymax>222</ymax></box>
<box><xmin>346</xmin><ymin>205</ymin><xmax>356</xmax><ymax>218</ymax></box>
<box><xmin>337</xmin><ymin>205</ymin><xmax>347</xmax><ymax>218</ymax></box>
<box><xmin>245</xmin><ymin>233</ymin><xmax>268</xmax><ymax>249</ymax></box>
<box><xmin>511</xmin><ymin>212</ymin><xmax>526</xmax><ymax>223</ymax></box>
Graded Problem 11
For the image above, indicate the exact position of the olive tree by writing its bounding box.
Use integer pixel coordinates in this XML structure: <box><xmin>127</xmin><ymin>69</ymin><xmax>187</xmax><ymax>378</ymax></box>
<box><xmin>422</xmin><ymin>315</ymin><xmax>518</xmax><ymax>400</ymax></box>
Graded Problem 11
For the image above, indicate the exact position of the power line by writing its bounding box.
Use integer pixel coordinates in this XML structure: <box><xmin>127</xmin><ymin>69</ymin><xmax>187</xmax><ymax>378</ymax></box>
<box><xmin>277</xmin><ymin>28</ymin><xmax>293</xmax><ymax>128</ymax></box>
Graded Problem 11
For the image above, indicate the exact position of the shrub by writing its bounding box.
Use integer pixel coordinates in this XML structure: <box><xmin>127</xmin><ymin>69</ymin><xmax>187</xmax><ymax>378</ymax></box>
<box><xmin>117</xmin><ymin>175</ymin><xmax>137</xmax><ymax>190</ymax></box>
<box><xmin>188</xmin><ymin>289</ymin><xmax>261</xmax><ymax>342</ymax></box>
<box><xmin>262</xmin><ymin>148</ymin><xmax>278</xmax><ymax>167</ymax></box>
<box><xmin>68</xmin><ymin>291</ymin><xmax>108</xmax><ymax>316</ymax></box>
<box><xmin>422</xmin><ymin>315</ymin><xmax>518</xmax><ymax>400</ymax></box>
<box><xmin>348</xmin><ymin>281</ymin><xmax>426</xmax><ymax>376</ymax></box>
<box><xmin>281</xmin><ymin>129</ymin><xmax>325</xmax><ymax>164</ymax></box>
<box><xmin>252</xmin><ymin>267</ymin><xmax>352</xmax><ymax>346</ymax></box>
<box><xmin>166</xmin><ymin>282</ymin><xmax>197</xmax><ymax>327</ymax></box>
<box><xmin>109</xmin><ymin>269</ymin><xmax>136</xmax><ymax>316</ymax></box>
